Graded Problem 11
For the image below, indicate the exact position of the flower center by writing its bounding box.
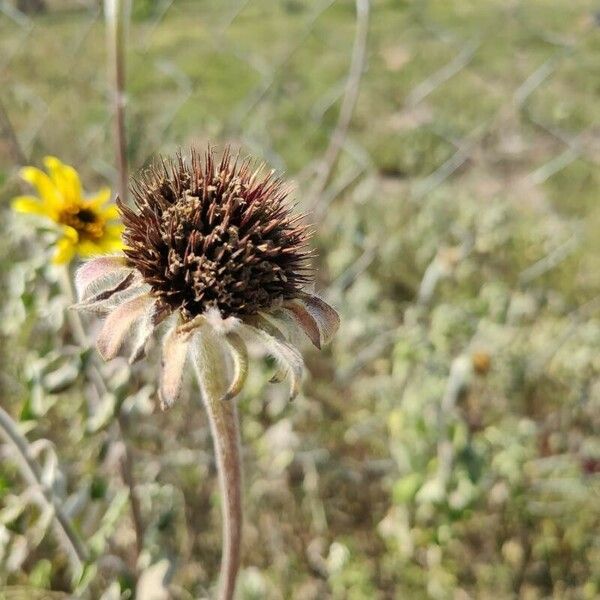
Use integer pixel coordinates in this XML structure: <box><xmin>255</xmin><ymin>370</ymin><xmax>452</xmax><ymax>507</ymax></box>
<box><xmin>120</xmin><ymin>151</ymin><xmax>311</xmax><ymax>320</ymax></box>
<box><xmin>60</xmin><ymin>206</ymin><xmax>105</xmax><ymax>240</ymax></box>
<box><xmin>76</xmin><ymin>208</ymin><xmax>97</xmax><ymax>223</ymax></box>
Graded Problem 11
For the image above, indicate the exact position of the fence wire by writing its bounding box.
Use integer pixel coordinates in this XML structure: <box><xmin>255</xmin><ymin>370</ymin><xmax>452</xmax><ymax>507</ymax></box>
<box><xmin>0</xmin><ymin>1</ymin><xmax>597</xmax><ymax>215</ymax></box>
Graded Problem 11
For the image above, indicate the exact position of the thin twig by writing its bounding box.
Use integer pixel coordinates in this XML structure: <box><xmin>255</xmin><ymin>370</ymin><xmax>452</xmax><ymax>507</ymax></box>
<box><xmin>0</xmin><ymin>96</ymin><xmax>27</xmax><ymax>166</ymax></box>
<box><xmin>406</xmin><ymin>38</ymin><xmax>480</xmax><ymax>107</ymax></box>
<box><xmin>105</xmin><ymin>0</ymin><xmax>130</xmax><ymax>203</ymax></box>
<box><xmin>117</xmin><ymin>413</ymin><xmax>144</xmax><ymax>558</ymax></box>
<box><xmin>310</xmin><ymin>0</ymin><xmax>370</xmax><ymax>213</ymax></box>
<box><xmin>519</xmin><ymin>231</ymin><xmax>579</xmax><ymax>284</ymax></box>
<box><xmin>0</xmin><ymin>405</ymin><xmax>88</xmax><ymax>574</ymax></box>
<box><xmin>229</xmin><ymin>0</ymin><xmax>336</xmax><ymax>126</ymax></box>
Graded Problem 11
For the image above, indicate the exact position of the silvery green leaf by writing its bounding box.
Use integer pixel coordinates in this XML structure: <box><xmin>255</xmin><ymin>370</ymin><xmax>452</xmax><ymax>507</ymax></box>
<box><xmin>41</xmin><ymin>361</ymin><xmax>80</xmax><ymax>393</ymax></box>
<box><xmin>0</xmin><ymin>587</ymin><xmax>68</xmax><ymax>599</ymax></box>
<box><xmin>121</xmin><ymin>384</ymin><xmax>155</xmax><ymax>416</ymax></box>
<box><xmin>86</xmin><ymin>392</ymin><xmax>117</xmax><ymax>433</ymax></box>
<box><xmin>27</xmin><ymin>502</ymin><xmax>54</xmax><ymax>549</ymax></box>
<box><xmin>99</xmin><ymin>582</ymin><xmax>121</xmax><ymax>600</ymax></box>
<box><xmin>88</xmin><ymin>489</ymin><xmax>129</xmax><ymax>557</ymax></box>
<box><xmin>6</xmin><ymin>535</ymin><xmax>28</xmax><ymax>572</ymax></box>
<box><xmin>136</xmin><ymin>559</ymin><xmax>172</xmax><ymax>600</ymax></box>
<box><xmin>0</xmin><ymin>497</ymin><xmax>28</xmax><ymax>525</ymax></box>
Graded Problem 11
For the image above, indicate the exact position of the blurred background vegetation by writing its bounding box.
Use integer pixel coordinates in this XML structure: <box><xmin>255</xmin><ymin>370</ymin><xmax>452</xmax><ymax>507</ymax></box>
<box><xmin>1</xmin><ymin>0</ymin><xmax>600</xmax><ymax>598</ymax></box>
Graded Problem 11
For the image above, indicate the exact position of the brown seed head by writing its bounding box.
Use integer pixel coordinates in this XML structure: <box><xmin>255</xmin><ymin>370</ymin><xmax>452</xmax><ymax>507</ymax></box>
<box><xmin>118</xmin><ymin>148</ymin><xmax>313</xmax><ymax>320</ymax></box>
<box><xmin>472</xmin><ymin>350</ymin><xmax>492</xmax><ymax>375</ymax></box>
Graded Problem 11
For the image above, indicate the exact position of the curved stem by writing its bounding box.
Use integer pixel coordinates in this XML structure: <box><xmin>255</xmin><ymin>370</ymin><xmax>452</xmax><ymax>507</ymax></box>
<box><xmin>0</xmin><ymin>406</ymin><xmax>88</xmax><ymax>574</ymax></box>
<box><xmin>192</xmin><ymin>331</ymin><xmax>243</xmax><ymax>600</ymax></box>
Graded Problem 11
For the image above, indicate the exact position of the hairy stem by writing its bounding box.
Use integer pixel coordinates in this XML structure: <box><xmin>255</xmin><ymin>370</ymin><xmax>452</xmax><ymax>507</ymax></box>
<box><xmin>193</xmin><ymin>331</ymin><xmax>243</xmax><ymax>600</ymax></box>
<box><xmin>0</xmin><ymin>405</ymin><xmax>88</xmax><ymax>574</ymax></box>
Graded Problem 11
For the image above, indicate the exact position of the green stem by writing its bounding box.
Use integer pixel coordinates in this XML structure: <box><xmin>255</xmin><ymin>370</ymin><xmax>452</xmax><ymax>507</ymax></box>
<box><xmin>193</xmin><ymin>330</ymin><xmax>243</xmax><ymax>600</ymax></box>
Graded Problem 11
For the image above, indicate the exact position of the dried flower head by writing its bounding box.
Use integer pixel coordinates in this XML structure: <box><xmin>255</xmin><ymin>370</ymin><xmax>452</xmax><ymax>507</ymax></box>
<box><xmin>74</xmin><ymin>147</ymin><xmax>339</xmax><ymax>408</ymax></box>
<box><xmin>12</xmin><ymin>156</ymin><xmax>123</xmax><ymax>264</ymax></box>
<box><xmin>119</xmin><ymin>148</ymin><xmax>311</xmax><ymax>320</ymax></box>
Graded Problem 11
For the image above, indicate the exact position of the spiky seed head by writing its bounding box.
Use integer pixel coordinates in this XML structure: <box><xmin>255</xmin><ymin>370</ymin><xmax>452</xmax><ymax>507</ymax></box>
<box><xmin>118</xmin><ymin>148</ymin><xmax>313</xmax><ymax>320</ymax></box>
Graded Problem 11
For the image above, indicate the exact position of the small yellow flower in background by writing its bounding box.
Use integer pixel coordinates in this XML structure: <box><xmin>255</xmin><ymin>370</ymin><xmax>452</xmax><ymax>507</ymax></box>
<box><xmin>12</xmin><ymin>156</ymin><xmax>124</xmax><ymax>264</ymax></box>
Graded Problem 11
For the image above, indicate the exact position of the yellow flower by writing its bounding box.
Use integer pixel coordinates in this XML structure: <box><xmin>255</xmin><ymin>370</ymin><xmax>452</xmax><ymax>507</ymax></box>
<box><xmin>12</xmin><ymin>156</ymin><xmax>124</xmax><ymax>264</ymax></box>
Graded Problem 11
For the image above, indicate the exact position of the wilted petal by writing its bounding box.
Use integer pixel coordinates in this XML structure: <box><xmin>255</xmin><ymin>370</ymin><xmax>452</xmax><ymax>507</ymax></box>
<box><xmin>96</xmin><ymin>294</ymin><xmax>153</xmax><ymax>361</ymax></box>
<box><xmin>295</xmin><ymin>295</ymin><xmax>340</xmax><ymax>347</ymax></box>
<box><xmin>128</xmin><ymin>301</ymin><xmax>165</xmax><ymax>364</ymax></box>
<box><xmin>222</xmin><ymin>333</ymin><xmax>249</xmax><ymax>401</ymax></box>
<box><xmin>243</xmin><ymin>323</ymin><xmax>304</xmax><ymax>401</ymax></box>
<box><xmin>280</xmin><ymin>301</ymin><xmax>321</xmax><ymax>349</ymax></box>
<box><xmin>74</xmin><ymin>282</ymin><xmax>150</xmax><ymax>315</ymax></box>
<box><xmin>245</xmin><ymin>313</ymin><xmax>286</xmax><ymax>341</ymax></box>
<box><xmin>82</xmin><ymin>271</ymin><xmax>135</xmax><ymax>305</ymax></box>
<box><xmin>75</xmin><ymin>255</ymin><xmax>130</xmax><ymax>301</ymax></box>
<box><xmin>159</xmin><ymin>326</ymin><xmax>191</xmax><ymax>410</ymax></box>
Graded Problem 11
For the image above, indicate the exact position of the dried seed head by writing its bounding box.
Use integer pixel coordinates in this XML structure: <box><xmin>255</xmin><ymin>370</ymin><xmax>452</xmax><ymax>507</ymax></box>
<box><xmin>118</xmin><ymin>148</ymin><xmax>312</xmax><ymax>320</ymax></box>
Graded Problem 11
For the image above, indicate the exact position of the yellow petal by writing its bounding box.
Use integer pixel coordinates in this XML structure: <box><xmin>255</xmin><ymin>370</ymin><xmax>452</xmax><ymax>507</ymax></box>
<box><xmin>105</xmin><ymin>223</ymin><xmax>125</xmax><ymax>237</ymax></box>
<box><xmin>19</xmin><ymin>166</ymin><xmax>61</xmax><ymax>212</ymax></box>
<box><xmin>88</xmin><ymin>187</ymin><xmax>112</xmax><ymax>208</ymax></box>
<box><xmin>99</xmin><ymin>237</ymin><xmax>125</xmax><ymax>252</ymax></box>
<box><xmin>62</xmin><ymin>225</ymin><xmax>79</xmax><ymax>243</ymax></box>
<box><xmin>75</xmin><ymin>240</ymin><xmax>101</xmax><ymax>257</ymax></box>
<box><xmin>11</xmin><ymin>195</ymin><xmax>54</xmax><ymax>218</ymax></box>
<box><xmin>43</xmin><ymin>156</ymin><xmax>82</xmax><ymax>205</ymax></box>
<box><xmin>53</xmin><ymin>235</ymin><xmax>77</xmax><ymax>264</ymax></box>
<box><xmin>99</xmin><ymin>203</ymin><xmax>120</xmax><ymax>221</ymax></box>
